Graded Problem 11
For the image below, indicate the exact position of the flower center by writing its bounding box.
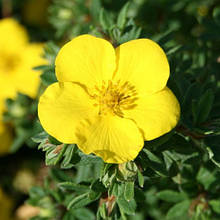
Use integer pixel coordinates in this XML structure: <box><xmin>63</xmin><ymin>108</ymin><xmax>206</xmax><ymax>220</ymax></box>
<box><xmin>92</xmin><ymin>80</ymin><xmax>138</xmax><ymax>117</ymax></box>
<box><xmin>0</xmin><ymin>52</ymin><xmax>20</xmax><ymax>73</ymax></box>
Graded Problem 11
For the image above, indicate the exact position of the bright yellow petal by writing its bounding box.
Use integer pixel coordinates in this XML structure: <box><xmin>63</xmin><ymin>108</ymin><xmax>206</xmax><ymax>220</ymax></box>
<box><xmin>114</xmin><ymin>38</ymin><xmax>170</xmax><ymax>94</ymax></box>
<box><xmin>55</xmin><ymin>35</ymin><xmax>116</xmax><ymax>88</ymax></box>
<box><xmin>77</xmin><ymin>116</ymin><xmax>144</xmax><ymax>164</ymax></box>
<box><xmin>13</xmin><ymin>43</ymin><xmax>46</xmax><ymax>98</ymax></box>
<box><xmin>38</xmin><ymin>82</ymin><xmax>97</xmax><ymax>143</ymax></box>
<box><xmin>0</xmin><ymin>43</ymin><xmax>46</xmax><ymax>99</ymax></box>
<box><xmin>124</xmin><ymin>87</ymin><xmax>180</xmax><ymax>140</ymax></box>
<box><xmin>0</xmin><ymin>18</ymin><xmax>28</xmax><ymax>51</ymax></box>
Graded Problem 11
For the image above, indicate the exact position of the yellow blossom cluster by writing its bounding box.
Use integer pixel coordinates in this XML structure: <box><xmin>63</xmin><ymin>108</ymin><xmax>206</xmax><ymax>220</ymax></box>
<box><xmin>0</xmin><ymin>18</ymin><xmax>46</xmax><ymax>155</ymax></box>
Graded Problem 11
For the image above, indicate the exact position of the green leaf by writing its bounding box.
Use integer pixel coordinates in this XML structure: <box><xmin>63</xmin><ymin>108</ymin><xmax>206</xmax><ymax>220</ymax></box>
<box><xmin>99</xmin><ymin>8</ymin><xmax>114</xmax><ymax>31</ymax></box>
<box><xmin>88</xmin><ymin>190</ymin><xmax>101</xmax><ymax>200</ymax></box>
<box><xmin>142</xmin><ymin>148</ymin><xmax>167</xmax><ymax>176</ymax></box>
<box><xmin>32</xmin><ymin>131</ymin><xmax>48</xmax><ymax>143</ymax></box>
<box><xmin>90</xmin><ymin>179</ymin><xmax>106</xmax><ymax>193</ymax></box>
<box><xmin>119</xmin><ymin>26</ymin><xmax>141</xmax><ymax>44</ymax></box>
<box><xmin>61</xmin><ymin>144</ymin><xmax>76</xmax><ymax>169</ymax></box>
<box><xmin>213</xmin><ymin>7</ymin><xmax>220</xmax><ymax>25</ymax></box>
<box><xmin>67</xmin><ymin>193</ymin><xmax>91</xmax><ymax>210</ymax></box>
<box><xmin>146</xmin><ymin>132</ymin><xmax>173</xmax><ymax>150</ymax></box>
<box><xmin>157</xmin><ymin>190</ymin><xmax>186</xmax><ymax>203</ymax></box>
<box><xmin>209</xmin><ymin>200</ymin><xmax>220</xmax><ymax>214</ymax></box>
<box><xmin>78</xmin><ymin>152</ymin><xmax>103</xmax><ymax>165</ymax></box>
<box><xmin>206</xmin><ymin>147</ymin><xmax>220</xmax><ymax>168</ymax></box>
<box><xmin>10</xmin><ymin>132</ymin><xmax>29</xmax><ymax>153</ymax></box>
<box><xmin>40</xmin><ymin>70</ymin><xmax>57</xmax><ymax>86</ymax></box>
<box><xmin>49</xmin><ymin>168</ymin><xmax>72</xmax><ymax>182</ymax></box>
<box><xmin>196</xmin><ymin>166</ymin><xmax>217</xmax><ymax>190</ymax></box>
<box><xmin>98</xmin><ymin>203</ymin><xmax>107</xmax><ymax>219</ymax></box>
<box><xmin>73</xmin><ymin>208</ymin><xmax>95</xmax><ymax>220</ymax></box>
<box><xmin>117</xmin><ymin>2</ymin><xmax>130</xmax><ymax>30</ymax></box>
<box><xmin>137</xmin><ymin>170</ymin><xmax>144</xmax><ymax>188</ymax></box>
<box><xmin>117</xmin><ymin>197</ymin><xmax>136</xmax><ymax>215</ymax></box>
<box><xmin>58</xmin><ymin>182</ymin><xmax>90</xmax><ymax>193</ymax></box>
<box><xmin>166</xmin><ymin>45</ymin><xmax>182</xmax><ymax>56</ymax></box>
<box><xmin>166</xmin><ymin>200</ymin><xmax>190</xmax><ymax>220</ymax></box>
<box><xmin>90</xmin><ymin>0</ymin><xmax>102</xmax><ymax>22</ymax></box>
<box><xmin>29</xmin><ymin>186</ymin><xmax>45</xmax><ymax>198</ymax></box>
<box><xmin>194</xmin><ymin>89</ymin><xmax>214</xmax><ymax>125</ymax></box>
<box><xmin>124</xmin><ymin>182</ymin><xmax>134</xmax><ymax>201</ymax></box>
<box><xmin>45</xmin><ymin>144</ymin><xmax>68</xmax><ymax>166</ymax></box>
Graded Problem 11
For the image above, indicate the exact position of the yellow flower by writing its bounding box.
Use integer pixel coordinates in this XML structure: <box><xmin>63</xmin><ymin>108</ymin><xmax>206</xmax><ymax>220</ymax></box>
<box><xmin>0</xmin><ymin>18</ymin><xmax>46</xmax><ymax>154</ymax></box>
<box><xmin>38</xmin><ymin>35</ymin><xmax>180</xmax><ymax>164</ymax></box>
<box><xmin>0</xmin><ymin>18</ymin><xmax>46</xmax><ymax>100</ymax></box>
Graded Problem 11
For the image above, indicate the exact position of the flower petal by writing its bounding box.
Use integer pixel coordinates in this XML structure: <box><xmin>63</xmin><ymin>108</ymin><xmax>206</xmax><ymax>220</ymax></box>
<box><xmin>114</xmin><ymin>38</ymin><xmax>170</xmax><ymax>94</ymax></box>
<box><xmin>0</xmin><ymin>44</ymin><xmax>46</xmax><ymax>99</ymax></box>
<box><xmin>38</xmin><ymin>82</ymin><xmax>97</xmax><ymax>143</ymax></box>
<box><xmin>124</xmin><ymin>87</ymin><xmax>180</xmax><ymax>140</ymax></box>
<box><xmin>13</xmin><ymin>43</ymin><xmax>46</xmax><ymax>98</ymax></box>
<box><xmin>55</xmin><ymin>35</ymin><xmax>116</xmax><ymax>88</ymax></box>
<box><xmin>77</xmin><ymin>116</ymin><xmax>144</xmax><ymax>164</ymax></box>
<box><xmin>0</xmin><ymin>18</ymin><xmax>28</xmax><ymax>52</ymax></box>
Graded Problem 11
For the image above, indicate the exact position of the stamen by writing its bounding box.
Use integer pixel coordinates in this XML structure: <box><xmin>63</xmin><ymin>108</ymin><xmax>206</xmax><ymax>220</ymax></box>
<box><xmin>92</xmin><ymin>80</ymin><xmax>138</xmax><ymax>117</ymax></box>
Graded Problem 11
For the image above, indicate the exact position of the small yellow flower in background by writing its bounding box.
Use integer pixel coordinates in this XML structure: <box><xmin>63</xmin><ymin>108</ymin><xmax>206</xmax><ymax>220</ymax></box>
<box><xmin>38</xmin><ymin>34</ymin><xmax>180</xmax><ymax>164</ymax></box>
<box><xmin>0</xmin><ymin>18</ymin><xmax>46</xmax><ymax>100</ymax></box>
<box><xmin>0</xmin><ymin>18</ymin><xmax>46</xmax><ymax>154</ymax></box>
